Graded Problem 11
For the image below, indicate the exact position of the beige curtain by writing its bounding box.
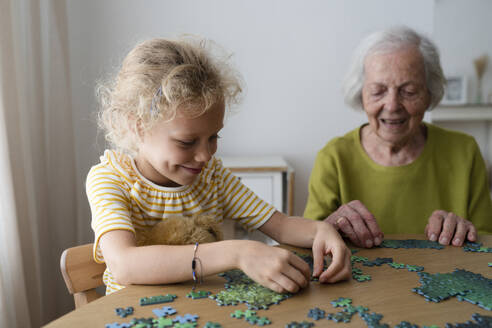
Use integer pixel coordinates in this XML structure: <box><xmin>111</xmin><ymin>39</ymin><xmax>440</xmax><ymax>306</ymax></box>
<box><xmin>0</xmin><ymin>0</ymin><xmax>79</xmax><ymax>326</ymax></box>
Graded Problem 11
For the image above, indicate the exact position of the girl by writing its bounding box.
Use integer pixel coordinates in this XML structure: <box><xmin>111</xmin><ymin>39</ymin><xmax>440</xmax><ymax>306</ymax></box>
<box><xmin>87</xmin><ymin>37</ymin><xmax>351</xmax><ymax>295</ymax></box>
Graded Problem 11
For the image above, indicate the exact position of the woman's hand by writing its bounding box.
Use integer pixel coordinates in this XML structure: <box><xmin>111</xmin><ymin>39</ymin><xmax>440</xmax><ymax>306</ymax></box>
<box><xmin>311</xmin><ymin>223</ymin><xmax>352</xmax><ymax>283</ymax></box>
<box><xmin>324</xmin><ymin>200</ymin><xmax>384</xmax><ymax>248</ymax></box>
<box><xmin>237</xmin><ymin>240</ymin><xmax>311</xmax><ymax>293</ymax></box>
<box><xmin>425</xmin><ymin>210</ymin><xmax>477</xmax><ymax>246</ymax></box>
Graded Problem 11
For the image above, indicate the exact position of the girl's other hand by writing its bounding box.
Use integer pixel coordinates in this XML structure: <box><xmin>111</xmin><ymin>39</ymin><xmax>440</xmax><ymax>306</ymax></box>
<box><xmin>312</xmin><ymin>222</ymin><xmax>352</xmax><ymax>283</ymax></box>
<box><xmin>237</xmin><ymin>241</ymin><xmax>310</xmax><ymax>293</ymax></box>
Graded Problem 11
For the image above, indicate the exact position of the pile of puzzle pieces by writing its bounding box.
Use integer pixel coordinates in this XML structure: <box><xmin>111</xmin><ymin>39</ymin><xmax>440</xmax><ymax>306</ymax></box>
<box><xmin>209</xmin><ymin>269</ymin><xmax>292</xmax><ymax>310</ymax></box>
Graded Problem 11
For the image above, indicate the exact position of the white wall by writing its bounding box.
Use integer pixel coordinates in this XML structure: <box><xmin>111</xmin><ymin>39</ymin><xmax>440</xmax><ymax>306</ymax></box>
<box><xmin>432</xmin><ymin>0</ymin><xmax>492</xmax><ymax>169</ymax></box>
<box><xmin>67</xmin><ymin>0</ymin><xmax>434</xmax><ymax>235</ymax></box>
<box><xmin>434</xmin><ymin>0</ymin><xmax>492</xmax><ymax>104</ymax></box>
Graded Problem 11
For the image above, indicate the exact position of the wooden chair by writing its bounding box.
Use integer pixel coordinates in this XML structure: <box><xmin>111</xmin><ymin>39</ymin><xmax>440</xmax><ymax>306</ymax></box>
<box><xmin>60</xmin><ymin>243</ymin><xmax>106</xmax><ymax>308</ymax></box>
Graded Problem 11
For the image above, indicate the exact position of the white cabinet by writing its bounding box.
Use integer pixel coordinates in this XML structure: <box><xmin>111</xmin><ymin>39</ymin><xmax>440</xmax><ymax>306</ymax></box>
<box><xmin>219</xmin><ymin>156</ymin><xmax>294</xmax><ymax>245</ymax></box>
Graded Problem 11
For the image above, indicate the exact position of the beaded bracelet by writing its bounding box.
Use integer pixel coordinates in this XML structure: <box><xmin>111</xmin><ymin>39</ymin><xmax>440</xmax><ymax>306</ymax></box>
<box><xmin>191</xmin><ymin>242</ymin><xmax>203</xmax><ymax>290</ymax></box>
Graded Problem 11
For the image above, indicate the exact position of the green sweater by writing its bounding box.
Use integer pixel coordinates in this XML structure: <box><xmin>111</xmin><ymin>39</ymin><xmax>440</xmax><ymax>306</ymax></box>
<box><xmin>304</xmin><ymin>123</ymin><xmax>492</xmax><ymax>234</ymax></box>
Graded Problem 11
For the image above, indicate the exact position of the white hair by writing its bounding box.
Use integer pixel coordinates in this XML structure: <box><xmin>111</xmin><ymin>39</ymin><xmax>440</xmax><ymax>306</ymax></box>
<box><xmin>343</xmin><ymin>26</ymin><xmax>445</xmax><ymax>110</ymax></box>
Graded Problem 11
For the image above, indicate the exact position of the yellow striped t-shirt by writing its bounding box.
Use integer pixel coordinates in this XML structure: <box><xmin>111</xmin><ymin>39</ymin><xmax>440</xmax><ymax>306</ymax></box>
<box><xmin>86</xmin><ymin>150</ymin><xmax>276</xmax><ymax>294</ymax></box>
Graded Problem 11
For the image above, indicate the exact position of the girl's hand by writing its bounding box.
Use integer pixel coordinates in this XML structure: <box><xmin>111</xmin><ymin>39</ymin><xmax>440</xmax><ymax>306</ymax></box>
<box><xmin>324</xmin><ymin>200</ymin><xmax>383</xmax><ymax>248</ymax></box>
<box><xmin>425</xmin><ymin>210</ymin><xmax>477</xmax><ymax>246</ymax></box>
<box><xmin>311</xmin><ymin>222</ymin><xmax>352</xmax><ymax>283</ymax></box>
<box><xmin>237</xmin><ymin>240</ymin><xmax>311</xmax><ymax>293</ymax></box>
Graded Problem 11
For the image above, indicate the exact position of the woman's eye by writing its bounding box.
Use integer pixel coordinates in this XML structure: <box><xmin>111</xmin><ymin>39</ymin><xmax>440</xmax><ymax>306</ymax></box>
<box><xmin>370</xmin><ymin>88</ymin><xmax>385</xmax><ymax>96</ymax></box>
<box><xmin>401</xmin><ymin>89</ymin><xmax>416</xmax><ymax>97</ymax></box>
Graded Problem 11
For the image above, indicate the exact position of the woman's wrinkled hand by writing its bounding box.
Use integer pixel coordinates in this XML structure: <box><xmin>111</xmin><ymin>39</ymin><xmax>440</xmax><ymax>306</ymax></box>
<box><xmin>425</xmin><ymin>210</ymin><xmax>477</xmax><ymax>246</ymax></box>
<box><xmin>324</xmin><ymin>200</ymin><xmax>384</xmax><ymax>248</ymax></box>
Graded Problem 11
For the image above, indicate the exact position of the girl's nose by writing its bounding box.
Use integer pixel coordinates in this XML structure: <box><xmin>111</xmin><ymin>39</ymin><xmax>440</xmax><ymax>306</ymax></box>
<box><xmin>195</xmin><ymin>143</ymin><xmax>212</xmax><ymax>163</ymax></box>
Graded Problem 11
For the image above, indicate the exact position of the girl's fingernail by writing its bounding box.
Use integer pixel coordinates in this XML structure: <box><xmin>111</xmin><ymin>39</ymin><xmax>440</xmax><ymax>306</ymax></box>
<box><xmin>430</xmin><ymin>234</ymin><xmax>437</xmax><ymax>241</ymax></box>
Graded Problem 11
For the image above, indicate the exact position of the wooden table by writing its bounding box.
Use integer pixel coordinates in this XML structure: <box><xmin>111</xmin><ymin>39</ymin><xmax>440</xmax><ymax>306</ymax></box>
<box><xmin>45</xmin><ymin>234</ymin><xmax>492</xmax><ymax>327</ymax></box>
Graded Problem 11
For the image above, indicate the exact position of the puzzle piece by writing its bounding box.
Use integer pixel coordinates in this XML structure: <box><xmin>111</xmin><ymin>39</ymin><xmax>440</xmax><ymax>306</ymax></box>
<box><xmin>406</xmin><ymin>264</ymin><xmax>424</xmax><ymax>272</ymax></box>
<box><xmin>203</xmin><ymin>322</ymin><xmax>223</xmax><ymax>328</ymax></box>
<box><xmin>152</xmin><ymin>306</ymin><xmax>177</xmax><ymax>318</ymax></box>
<box><xmin>331</xmin><ymin>297</ymin><xmax>352</xmax><ymax>308</ymax></box>
<box><xmin>186</xmin><ymin>290</ymin><xmax>211</xmax><ymax>299</ymax></box>
<box><xmin>326</xmin><ymin>311</ymin><xmax>355</xmax><ymax>323</ymax></box>
<box><xmin>230</xmin><ymin>309</ymin><xmax>256</xmax><ymax>319</ymax></box>
<box><xmin>413</xmin><ymin>269</ymin><xmax>492</xmax><ymax>310</ymax></box>
<box><xmin>463</xmin><ymin>241</ymin><xmax>492</xmax><ymax>253</ymax></box>
<box><xmin>445</xmin><ymin>312</ymin><xmax>492</xmax><ymax>327</ymax></box>
<box><xmin>359</xmin><ymin>312</ymin><xmax>389</xmax><ymax>328</ymax></box>
<box><xmin>351</xmin><ymin>255</ymin><xmax>369</xmax><ymax>263</ymax></box>
<box><xmin>173</xmin><ymin>314</ymin><xmax>199</xmax><ymax>324</ymax></box>
<box><xmin>156</xmin><ymin>317</ymin><xmax>174</xmax><ymax>328</ymax></box>
<box><xmin>255</xmin><ymin>316</ymin><xmax>271</xmax><ymax>326</ymax></box>
<box><xmin>174</xmin><ymin>323</ymin><xmax>197</xmax><ymax>328</ymax></box>
<box><xmin>115</xmin><ymin>306</ymin><xmax>134</xmax><ymax>318</ymax></box>
<box><xmin>245</xmin><ymin>315</ymin><xmax>260</xmax><ymax>324</ymax></box>
<box><xmin>307</xmin><ymin>307</ymin><xmax>325</xmax><ymax>320</ymax></box>
<box><xmin>296</xmin><ymin>252</ymin><xmax>328</xmax><ymax>280</ymax></box>
<box><xmin>354</xmin><ymin>274</ymin><xmax>372</xmax><ymax>282</ymax></box>
<box><xmin>363</xmin><ymin>257</ymin><xmax>393</xmax><ymax>267</ymax></box>
<box><xmin>129</xmin><ymin>317</ymin><xmax>157</xmax><ymax>328</ymax></box>
<box><xmin>394</xmin><ymin>321</ymin><xmax>419</xmax><ymax>328</ymax></box>
<box><xmin>139</xmin><ymin>294</ymin><xmax>177</xmax><ymax>306</ymax></box>
<box><xmin>105</xmin><ymin>323</ymin><xmax>132</xmax><ymax>328</ymax></box>
<box><xmin>380</xmin><ymin>239</ymin><xmax>444</xmax><ymax>249</ymax></box>
<box><xmin>285</xmin><ymin>321</ymin><xmax>315</xmax><ymax>328</ymax></box>
<box><xmin>389</xmin><ymin>262</ymin><xmax>406</xmax><ymax>269</ymax></box>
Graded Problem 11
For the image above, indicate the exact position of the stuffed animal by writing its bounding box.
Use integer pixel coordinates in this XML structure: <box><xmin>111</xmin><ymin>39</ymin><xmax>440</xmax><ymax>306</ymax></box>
<box><xmin>136</xmin><ymin>214</ymin><xmax>223</xmax><ymax>246</ymax></box>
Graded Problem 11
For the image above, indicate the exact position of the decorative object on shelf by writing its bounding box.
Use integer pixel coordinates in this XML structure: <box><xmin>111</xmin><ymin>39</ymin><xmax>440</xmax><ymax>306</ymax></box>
<box><xmin>473</xmin><ymin>54</ymin><xmax>488</xmax><ymax>104</ymax></box>
<box><xmin>441</xmin><ymin>76</ymin><xmax>467</xmax><ymax>105</ymax></box>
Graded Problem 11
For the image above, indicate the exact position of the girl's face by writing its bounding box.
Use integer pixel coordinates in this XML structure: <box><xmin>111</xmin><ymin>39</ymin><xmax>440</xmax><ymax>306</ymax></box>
<box><xmin>135</xmin><ymin>101</ymin><xmax>225</xmax><ymax>187</ymax></box>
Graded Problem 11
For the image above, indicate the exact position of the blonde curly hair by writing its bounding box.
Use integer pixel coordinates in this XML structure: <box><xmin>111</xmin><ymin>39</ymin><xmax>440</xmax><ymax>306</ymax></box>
<box><xmin>97</xmin><ymin>37</ymin><xmax>243</xmax><ymax>155</ymax></box>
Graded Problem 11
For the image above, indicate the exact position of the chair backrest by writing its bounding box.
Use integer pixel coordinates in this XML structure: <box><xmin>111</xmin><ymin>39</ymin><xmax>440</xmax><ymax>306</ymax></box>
<box><xmin>60</xmin><ymin>243</ymin><xmax>106</xmax><ymax>308</ymax></box>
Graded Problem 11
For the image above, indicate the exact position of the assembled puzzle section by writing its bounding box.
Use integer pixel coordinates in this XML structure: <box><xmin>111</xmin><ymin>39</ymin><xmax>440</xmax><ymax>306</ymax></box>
<box><xmin>412</xmin><ymin>269</ymin><xmax>492</xmax><ymax>311</ymax></box>
<box><xmin>210</xmin><ymin>269</ymin><xmax>291</xmax><ymax>310</ymax></box>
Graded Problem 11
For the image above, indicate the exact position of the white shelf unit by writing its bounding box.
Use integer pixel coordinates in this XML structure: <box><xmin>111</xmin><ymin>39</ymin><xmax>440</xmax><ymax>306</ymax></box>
<box><xmin>430</xmin><ymin>104</ymin><xmax>492</xmax><ymax>193</ymax></box>
<box><xmin>430</xmin><ymin>104</ymin><xmax>492</xmax><ymax>121</ymax></box>
<box><xmin>219</xmin><ymin>156</ymin><xmax>294</xmax><ymax>245</ymax></box>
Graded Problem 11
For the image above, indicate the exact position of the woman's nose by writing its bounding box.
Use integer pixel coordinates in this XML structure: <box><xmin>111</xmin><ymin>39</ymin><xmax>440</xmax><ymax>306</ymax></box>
<box><xmin>384</xmin><ymin>90</ymin><xmax>400</xmax><ymax>112</ymax></box>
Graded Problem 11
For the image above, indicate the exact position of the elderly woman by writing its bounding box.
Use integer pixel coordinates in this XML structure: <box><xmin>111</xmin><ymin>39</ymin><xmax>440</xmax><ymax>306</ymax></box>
<box><xmin>304</xmin><ymin>26</ymin><xmax>492</xmax><ymax>248</ymax></box>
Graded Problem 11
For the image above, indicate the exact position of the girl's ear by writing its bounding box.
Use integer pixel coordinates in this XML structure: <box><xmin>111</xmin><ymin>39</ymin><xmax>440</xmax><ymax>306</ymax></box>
<box><xmin>128</xmin><ymin>114</ymin><xmax>144</xmax><ymax>139</ymax></box>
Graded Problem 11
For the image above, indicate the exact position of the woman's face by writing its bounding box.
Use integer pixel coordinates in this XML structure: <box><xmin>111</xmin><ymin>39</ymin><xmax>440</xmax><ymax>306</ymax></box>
<box><xmin>361</xmin><ymin>46</ymin><xmax>431</xmax><ymax>146</ymax></box>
